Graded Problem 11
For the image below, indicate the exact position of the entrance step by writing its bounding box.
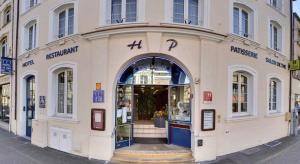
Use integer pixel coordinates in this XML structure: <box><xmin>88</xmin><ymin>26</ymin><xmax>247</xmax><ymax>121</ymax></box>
<box><xmin>111</xmin><ymin>144</ymin><xmax>194</xmax><ymax>164</ymax></box>
<box><xmin>134</xmin><ymin>123</ymin><xmax>167</xmax><ymax>138</ymax></box>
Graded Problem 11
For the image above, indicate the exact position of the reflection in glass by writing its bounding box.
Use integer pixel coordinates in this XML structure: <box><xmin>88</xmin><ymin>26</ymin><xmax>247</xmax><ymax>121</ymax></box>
<box><xmin>169</xmin><ymin>86</ymin><xmax>191</xmax><ymax>122</ymax></box>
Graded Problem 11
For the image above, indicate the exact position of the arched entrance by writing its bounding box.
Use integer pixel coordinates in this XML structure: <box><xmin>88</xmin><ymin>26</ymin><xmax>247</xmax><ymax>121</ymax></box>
<box><xmin>115</xmin><ymin>56</ymin><xmax>192</xmax><ymax>149</ymax></box>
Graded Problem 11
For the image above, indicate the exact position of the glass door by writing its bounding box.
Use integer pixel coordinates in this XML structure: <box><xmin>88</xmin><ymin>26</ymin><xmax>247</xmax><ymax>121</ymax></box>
<box><xmin>26</xmin><ymin>76</ymin><xmax>35</xmax><ymax>138</ymax></box>
<box><xmin>168</xmin><ymin>85</ymin><xmax>191</xmax><ymax>148</ymax></box>
<box><xmin>115</xmin><ymin>85</ymin><xmax>134</xmax><ymax>149</ymax></box>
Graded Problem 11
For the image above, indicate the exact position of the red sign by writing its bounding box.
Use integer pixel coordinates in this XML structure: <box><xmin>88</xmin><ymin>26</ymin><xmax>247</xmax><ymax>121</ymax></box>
<box><xmin>203</xmin><ymin>91</ymin><xmax>213</xmax><ymax>103</ymax></box>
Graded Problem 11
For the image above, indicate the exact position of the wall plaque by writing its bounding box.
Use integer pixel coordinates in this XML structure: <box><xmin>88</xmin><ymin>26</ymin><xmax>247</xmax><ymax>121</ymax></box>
<box><xmin>201</xmin><ymin>109</ymin><xmax>216</xmax><ymax>131</ymax></box>
<box><xmin>91</xmin><ymin>109</ymin><xmax>105</xmax><ymax>131</ymax></box>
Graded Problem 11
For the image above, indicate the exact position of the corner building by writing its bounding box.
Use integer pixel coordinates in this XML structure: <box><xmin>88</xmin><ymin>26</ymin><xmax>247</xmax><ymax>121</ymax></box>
<box><xmin>12</xmin><ymin>0</ymin><xmax>291</xmax><ymax>162</ymax></box>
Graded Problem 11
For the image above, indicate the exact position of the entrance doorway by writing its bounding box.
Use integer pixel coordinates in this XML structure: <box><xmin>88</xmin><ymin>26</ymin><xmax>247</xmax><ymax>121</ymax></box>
<box><xmin>115</xmin><ymin>57</ymin><xmax>192</xmax><ymax>149</ymax></box>
<box><xmin>25</xmin><ymin>76</ymin><xmax>35</xmax><ymax>138</ymax></box>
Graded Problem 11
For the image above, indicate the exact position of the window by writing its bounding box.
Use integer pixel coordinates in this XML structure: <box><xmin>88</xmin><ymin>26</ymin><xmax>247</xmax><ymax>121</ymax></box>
<box><xmin>269</xmin><ymin>21</ymin><xmax>282</xmax><ymax>51</ymax></box>
<box><xmin>173</xmin><ymin>0</ymin><xmax>201</xmax><ymax>25</ymax></box>
<box><xmin>24</xmin><ymin>0</ymin><xmax>38</xmax><ymax>11</ymax></box>
<box><xmin>228</xmin><ymin>65</ymin><xmax>257</xmax><ymax>118</ymax></box>
<box><xmin>0</xmin><ymin>37</ymin><xmax>7</xmax><ymax>57</ymax></box>
<box><xmin>232</xmin><ymin>72</ymin><xmax>248</xmax><ymax>114</ymax></box>
<box><xmin>57</xmin><ymin>69</ymin><xmax>73</xmax><ymax>116</ymax></box>
<box><xmin>25</xmin><ymin>21</ymin><xmax>37</xmax><ymax>51</ymax></box>
<box><xmin>51</xmin><ymin>4</ymin><xmax>75</xmax><ymax>40</ymax></box>
<box><xmin>3</xmin><ymin>7</ymin><xmax>11</xmax><ymax>25</ymax></box>
<box><xmin>58</xmin><ymin>7</ymin><xmax>74</xmax><ymax>38</ymax></box>
<box><xmin>111</xmin><ymin>0</ymin><xmax>137</xmax><ymax>24</ymax></box>
<box><xmin>233</xmin><ymin>4</ymin><xmax>254</xmax><ymax>38</ymax></box>
<box><xmin>268</xmin><ymin>78</ymin><xmax>282</xmax><ymax>113</ymax></box>
<box><xmin>269</xmin><ymin>0</ymin><xmax>282</xmax><ymax>11</ymax></box>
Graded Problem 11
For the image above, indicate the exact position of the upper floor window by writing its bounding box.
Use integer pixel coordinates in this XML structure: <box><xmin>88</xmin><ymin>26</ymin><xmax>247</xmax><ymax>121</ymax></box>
<box><xmin>233</xmin><ymin>3</ymin><xmax>254</xmax><ymax>39</ymax></box>
<box><xmin>269</xmin><ymin>0</ymin><xmax>282</xmax><ymax>11</ymax></box>
<box><xmin>57</xmin><ymin>69</ymin><xmax>73</xmax><ymax>117</ymax></box>
<box><xmin>269</xmin><ymin>21</ymin><xmax>282</xmax><ymax>51</ymax></box>
<box><xmin>111</xmin><ymin>0</ymin><xmax>137</xmax><ymax>24</ymax></box>
<box><xmin>173</xmin><ymin>0</ymin><xmax>201</xmax><ymax>25</ymax></box>
<box><xmin>268</xmin><ymin>77</ymin><xmax>282</xmax><ymax>113</ymax></box>
<box><xmin>24</xmin><ymin>0</ymin><xmax>38</xmax><ymax>11</ymax></box>
<box><xmin>51</xmin><ymin>3</ymin><xmax>75</xmax><ymax>40</ymax></box>
<box><xmin>0</xmin><ymin>37</ymin><xmax>7</xmax><ymax>57</ymax></box>
<box><xmin>3</xmin><ymin>6</ymin><xmax>11</xmax><ymax>26</ymax></box>
<box><xmin>24</xmin><ymin>20</ymin><xmax>37</xmax><ymax>51</ymax></box>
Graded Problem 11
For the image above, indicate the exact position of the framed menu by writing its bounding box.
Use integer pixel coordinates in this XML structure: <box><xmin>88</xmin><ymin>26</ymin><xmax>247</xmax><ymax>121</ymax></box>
<box><xmin>91</xmin><ymin>109</ymin><xmax>105</xmax><ymax>131</ymax></box>
<box><xmin>201</xmin><ymin>109</ymin><xmax>216</xmax><ymax>131</ymax></box>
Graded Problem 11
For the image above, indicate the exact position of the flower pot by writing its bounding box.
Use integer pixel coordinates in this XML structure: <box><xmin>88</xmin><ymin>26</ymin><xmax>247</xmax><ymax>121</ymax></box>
<box><xmin>154</xmin><ymin>118</ymin><xmax>166</xmax><ymax>128</ymax></box>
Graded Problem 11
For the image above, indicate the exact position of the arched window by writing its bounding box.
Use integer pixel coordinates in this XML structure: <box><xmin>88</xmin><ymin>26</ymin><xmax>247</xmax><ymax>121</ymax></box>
<box><xmin>24</xmin><ymin>20</ymin><xmax>37</xmax><ymax>51</ymax></box>
<box><xmin>0</xmin><ymin>37</ymin><xmax>8</xmax><ymax>57</ymax></box>
<box><xmin>269</xmin><ymin>20</ymin><xmax>282</xmax><ymax>52</ymax></box>
<box><xmin>268</xmin><ymin>77</ymin><xmax>283</xmax><ymax>113</ymax></box>
<box><xmin>3</xmin><ymin>6</ymin><xmax>11</xmax><ymax>25</ymax></box>
<box><xmin>233</xmin><ymin>3</ymin><xmax>254</xmax><ymax>39</ymax></box>
<box><xmin>48</xmin><ymin>62</ymin><xmax>77</xmax><ymax>120</ymax></box>
<box><xmin>228</xmin><ymin>65</ymin><xmax>257</xmax><ymax>118</ymax></box>
<box><xmin>52</xmin><ymin>3</ymin><xmax>75</xmax><ymax>39</ymax></box>
<box><xmin>110</xmin><ymin>0</ymin><xmax>137</xmax><ymax>24</ymax></box>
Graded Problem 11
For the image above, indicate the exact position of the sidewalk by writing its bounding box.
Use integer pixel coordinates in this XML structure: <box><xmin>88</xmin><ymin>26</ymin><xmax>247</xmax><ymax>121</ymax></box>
<box><xmin>203</xmin><ymin>134</ymin><xmax>300</xmax><ymax>164</ymax></box>
<box><xmin>0</xmin><ymin>128</ymin><xmax>104</xmax><ymax>164</ymax></box>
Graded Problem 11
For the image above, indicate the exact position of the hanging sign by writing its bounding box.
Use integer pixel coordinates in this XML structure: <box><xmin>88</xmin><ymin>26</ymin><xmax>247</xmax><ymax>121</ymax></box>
<box><xmin>93</xmin><ymin>90</ymin><xmax>104</xmax><ymax>103</ymax></box>
<box><xmin>203</xmin><ymin>91</ymin><xmax>213</xmax><ymax>104</ymax></box>
<box><xmin>91</xmin><ymin>109</ymin><xmax>105</xmax><ymax>131</ymax></box>
<box><xmin>289</xmin><ymin>59</ymin><xmax>300</xmax><ymax>71</ymax></box>
<box><xmin>39</xmin><ymin>96</ymin><xmax>46</xmax><ymax>108</ymax></box>
<box><xmin>1</xmin><ymin>57</ymin><xmax>13</xmax><ymax>75</ymax></box>
<box><xmin>201</xmin><ymin>109</ymin><xmax>216</xmax><ymax>131</ymax></box>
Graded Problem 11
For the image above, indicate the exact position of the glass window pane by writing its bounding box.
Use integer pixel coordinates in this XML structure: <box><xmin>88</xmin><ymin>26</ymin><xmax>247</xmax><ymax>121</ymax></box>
<box><xmin>173</xmin><ymin>0</ymin><xmax>184</xmax><ymax>23</ymax></box>
<box><xmin>28</xmin><ymin>25</ymin><xmax>34</xmax><ymax>50</ymax></box>
<box><xmin>241</xmin><ymin>10</ymin><xmax>248</xmax><ymax>37</ymax></box>
<box><xmin>169</xmin><ymin>86</ymin><xmax>191</xmax><ymax>122</ymax></box>
<box><xmin>111</xmin><ymin>0</ymin><xmax>122</xmax><ymax>24</ymax></box>
<box><xmin>57</xmin><ymin>72</ymin><xmax>65</xmax><ymax>113</ymax></box>
<box><xmin>273</xmin><ymin>26</ymin><xmax>278</xmax><ymax>50</ymax></box>
<box><xmin>188</xmin><ymin>0</ymin><xmax>198</xmax><ymax>25</ymax></box>
<box><xmin>126</xmin><ymin>0</ymin><xmax>137</xmax><ymax>22</ymax></box>
<box><xmin>68</xmin><ymin>8</ymin><xmax>74</xmax><ymax>35</ymax></box>
<box><xmin>233</xmin><ymin>7</ymin><xmax>239</xmax><ymax>35</ymax></box>
<box><xmin>58</xmin><ymin>11</ymin><xmax>66</xmax><ymax>38</ymax></box>
<box><xmin>67</xmin><ymin>70</ymin><xmax>73</xmax><ymax>114</ymax></box>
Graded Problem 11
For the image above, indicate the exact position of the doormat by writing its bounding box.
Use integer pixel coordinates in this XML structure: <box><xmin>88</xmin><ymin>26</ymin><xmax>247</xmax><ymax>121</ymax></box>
<box><xmin>264</xmin><ymin>140</ymin><xmax>282</xmax><ymax>148</ymax></box>
<box><xmin>241</xmin><ymin>147</ymin><xmax>261</xmax><ymax>155</ymax></box>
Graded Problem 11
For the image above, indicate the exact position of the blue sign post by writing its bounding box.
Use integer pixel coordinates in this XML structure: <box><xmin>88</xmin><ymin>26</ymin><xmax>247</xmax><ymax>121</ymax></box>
<box><xmin>1</xmin><ymin>57</ymin><xmax>13</xmax><ymax>75</ymax></box>
<box><xmin>93</xmin><ymin>90</ymin><xmax>104</xmax><ymax>103</ymax></box>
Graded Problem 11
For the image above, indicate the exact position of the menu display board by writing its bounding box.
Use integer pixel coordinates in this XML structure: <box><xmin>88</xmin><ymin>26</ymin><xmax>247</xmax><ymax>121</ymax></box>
<box><xmin>201</xmin><ymin>109</ymin><xmax>216</xmax><ymax>131</ymax></box>
<box><xmin>91</xmin><ymin>109</ymin><xmax>105</xmax><ymax>131</ymax></box>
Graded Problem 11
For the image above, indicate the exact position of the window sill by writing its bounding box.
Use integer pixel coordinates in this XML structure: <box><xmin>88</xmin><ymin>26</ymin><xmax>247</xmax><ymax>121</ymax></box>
<box><xmin>265</xmin><ymin>112</ymin><xmax>284</xmax><ymax>118</ymax></box>
<box><xmin>228</xmin><ymin>33</ymin><xmax>260</xmax><ymax>47</ymax></box>
<box><xmin>266</xmin><ymin>3</ymin><xmax>286</xmax><ymax>17</ymax></box>
<box><xmin>266</xmin><ymin>47</ymin><xmax>286</xmax><ymax>58</ymax></box>
<box><xmin>48</xmin><ymin>116</ymin><xmax>80</xmax><ymax>124</ymax></box>
<box><xmin>225</xmin><ymin>115</ymin><xmax>257</xmax><ymax>122</ymax></box>
<box><xmin>21</xmin><ymin>3</ymin><xmax>41</xmax><ymax>16</ymax></box>
<box><xmin>160</xmin><ymin>22</ymin><xmax>212</xmax><ymax>32</ymax></box>
<box><xmin>47</xmin><ymin>33</ymin><xmax>81</xmax><ymax>47</ymax></box>
<box><xmin>20</xmin><ymin>47</ymin><xmax>40</xmax><ymax>57</ymax></box>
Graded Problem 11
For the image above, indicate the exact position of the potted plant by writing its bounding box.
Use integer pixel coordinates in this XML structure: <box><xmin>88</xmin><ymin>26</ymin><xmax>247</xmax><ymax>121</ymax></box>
<box><xmin>153</xmin><ymin>110</ymin><xmax>168</xmax><ymax>128</ymax></box>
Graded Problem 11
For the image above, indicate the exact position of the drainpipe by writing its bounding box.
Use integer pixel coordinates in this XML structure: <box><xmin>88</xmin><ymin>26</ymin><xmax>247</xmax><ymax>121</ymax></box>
<box><xmin>14</xmin><ymin>0</ymin><xmax>20</xmax><ymax>125</ymax></box>
<box><xmin>290</xmin><ymin>0</ymin><xmax>296</xmax><ymax>136</ymax></box>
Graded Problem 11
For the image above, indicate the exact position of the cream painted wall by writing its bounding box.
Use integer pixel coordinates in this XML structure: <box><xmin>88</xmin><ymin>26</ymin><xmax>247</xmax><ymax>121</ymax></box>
<box><xmin>11</xmin><ymin>0</ymin><xmax>292</xmax><ymax>162</ymax></box>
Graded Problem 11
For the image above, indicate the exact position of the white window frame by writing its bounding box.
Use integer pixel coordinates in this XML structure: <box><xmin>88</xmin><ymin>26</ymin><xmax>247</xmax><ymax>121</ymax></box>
<box><xmin>0</xmin><ymin>37</ymin><xmax>8</xmax><ymax>57</ymax></box>
<box><xmin>232</xmin><ymin>72</ymin><xmax>249</xmax><ymax>115</ymax></box>
<box><xmin>101</xmin><ymin>0</ymin><xmax>145</xmax><ymax>26</ymax></box>
<box><xmin>22</xmin><ymin>19</ymin><xmax>39</xmax><ymax>53</ymax></box>
<box><xmin>48</xmin><ymin>62</ymin><xmax>77</xmax><ymax>120</ymax></box>
<box><xmin>3</xmin><ymin>6</ymin><xmax>11</xmax><ymax>26</ymax></box>
<box><xmin>164</xmin><ymin>0</ymin><xmax>207</xmax><ymax>27</ymax></box>
<box><xmin>267</xmin><ymin>74</ymin><xmax>284</xmax><ymax>114</ymax></box>
<box><xmin>49</xmin><ymin>1</ymin><xmax>78</xmax><ymax>42</ymax></box>
<box><xmin>23</xmin><ymin>0</ymin><xmax>39</xmax><ymax>12</ymax></box>
<box><xmin>228</xmin><ymin>65</ymin><xmax>257</xmax><ymax>118</ymax></box>
<box><xmin>232</xmin><ymin>3</ymin><xmax>254</xmax><ymax>39</ymax></box>
<box><xmin>269</xmin><ymin>0</ymin><xmax>283</xmax><ymax>11</ymax></box>
<box><xmin>269</xmin><ymin>20</ymin><xmax>282</xmax><ymax>52</ymax></box>
<box><xmin>56</xmin><ymin>69</ymin><xmax>73</xmax><ymax>117</ymax></box>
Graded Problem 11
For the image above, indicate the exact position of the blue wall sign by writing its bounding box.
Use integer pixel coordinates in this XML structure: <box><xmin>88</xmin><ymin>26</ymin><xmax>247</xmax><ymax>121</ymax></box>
<box><xmin>1</xmin><ymin>57</ymin><xmax>13</xmax><ymax>75</ymax></box>
<box><xmin>93</xmin><ymin>90</ymin><xmax>104</xmax><ymax>103</ymax></box>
